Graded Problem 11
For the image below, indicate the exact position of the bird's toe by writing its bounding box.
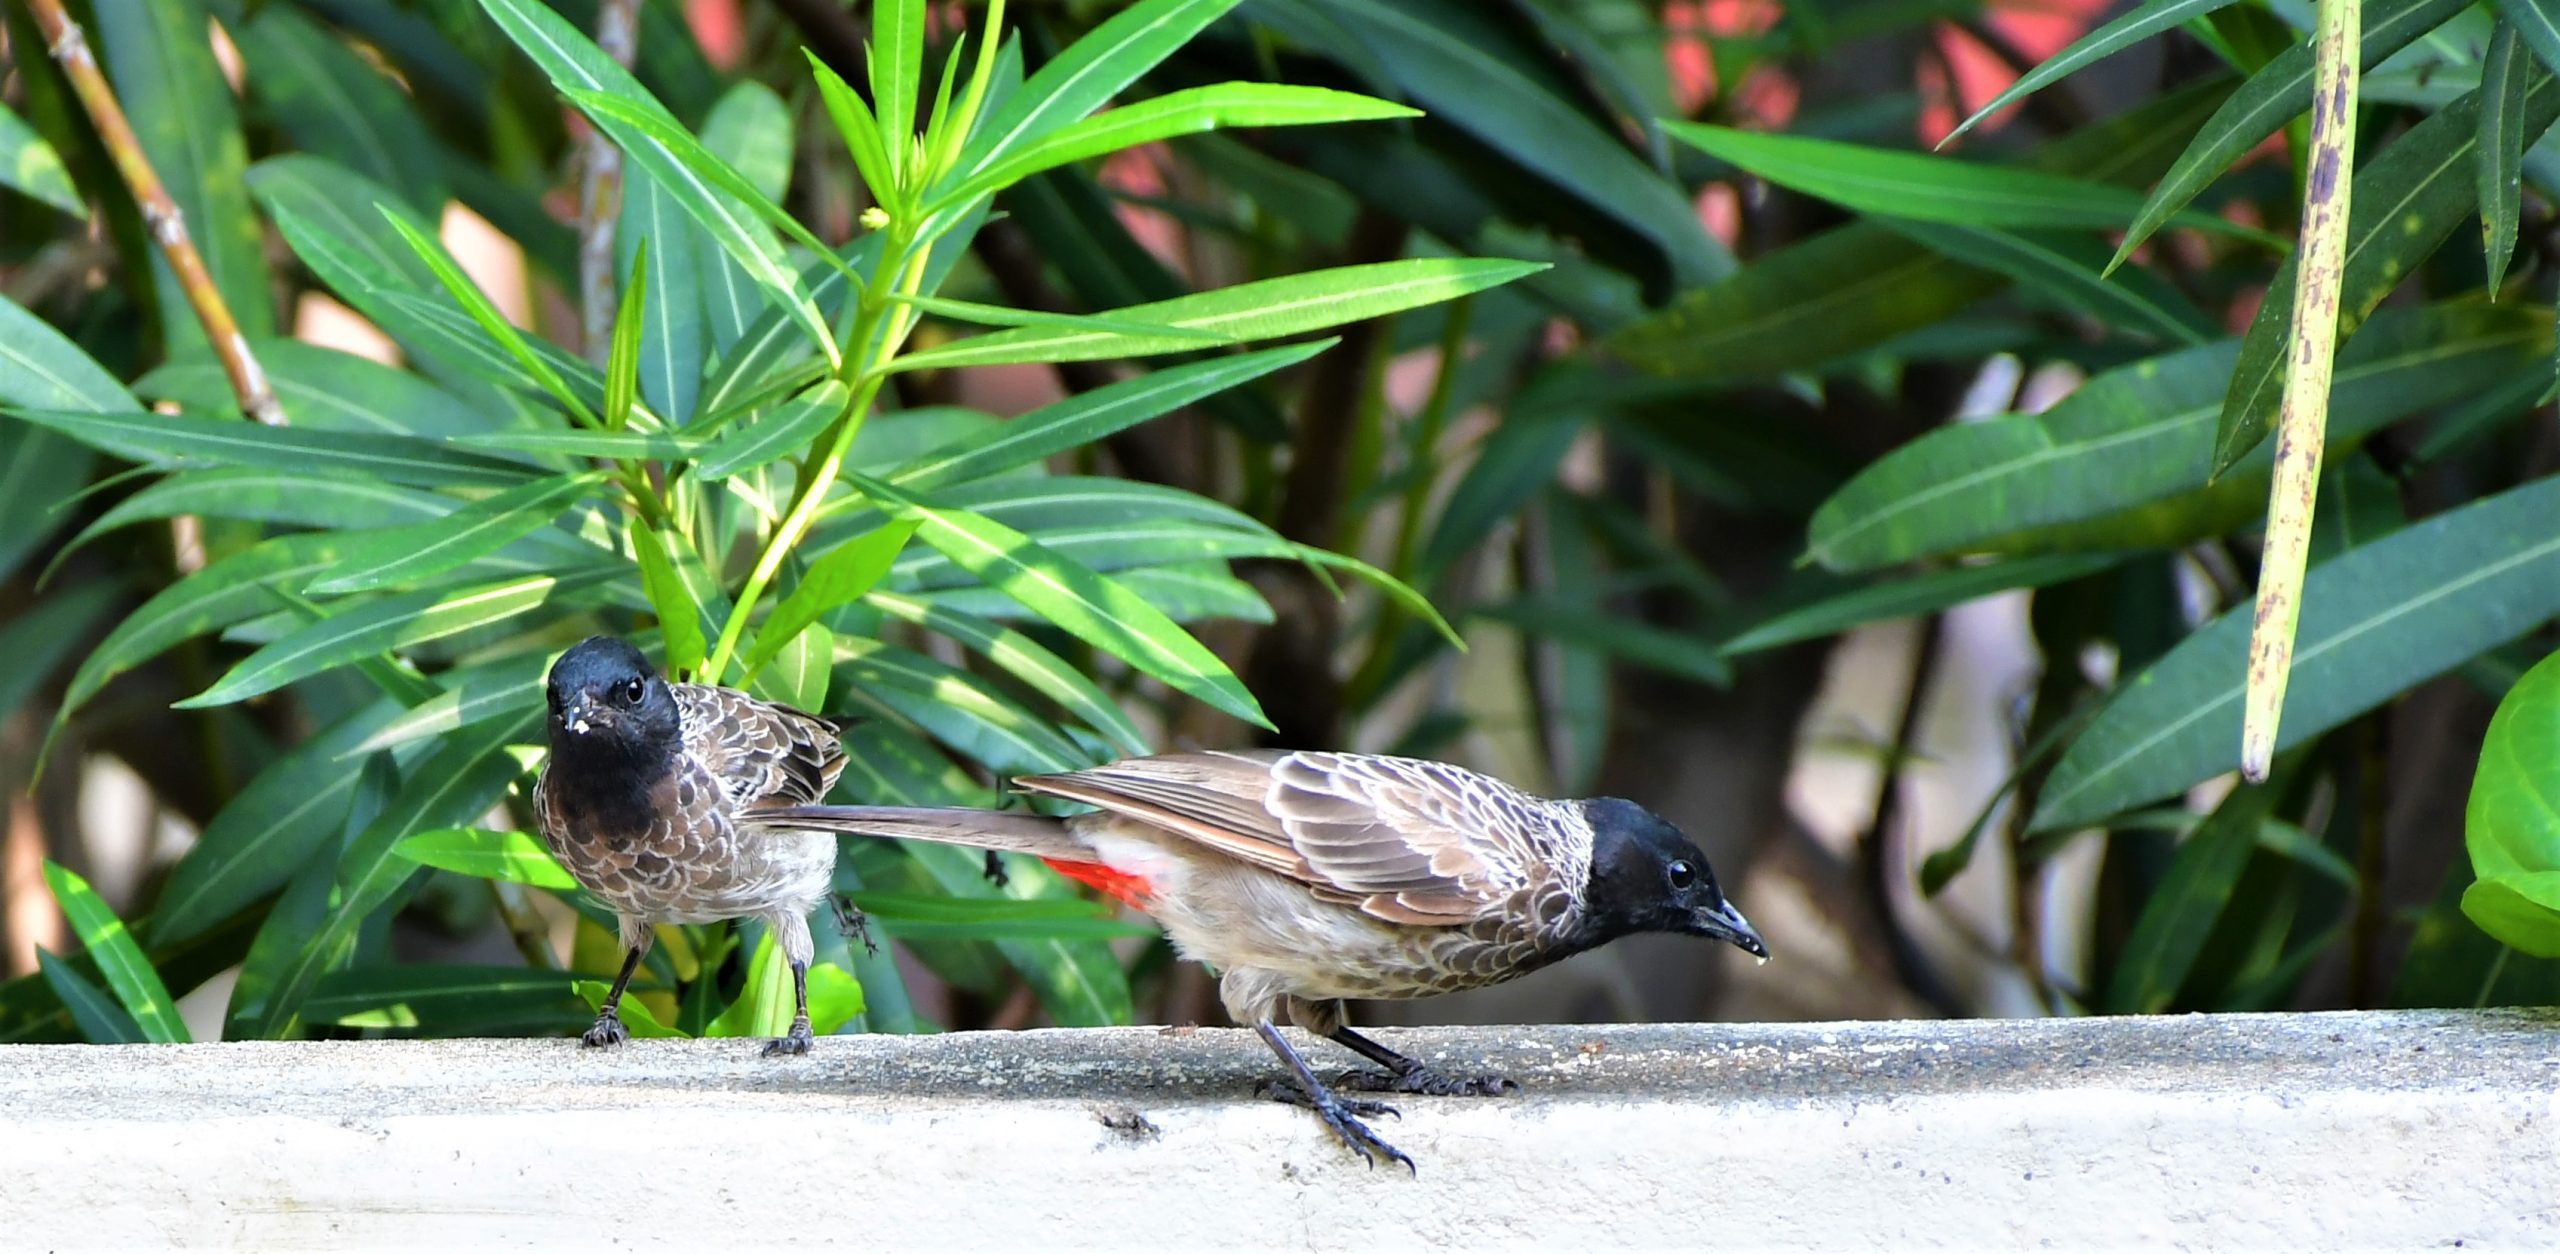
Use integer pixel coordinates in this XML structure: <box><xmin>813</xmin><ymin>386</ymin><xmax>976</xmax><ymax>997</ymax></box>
<box><xmin>579</xmin><ymin>1013</ymin><xmax>630</xmax><ymax>1049</ymax></box>
<box><xmin>1334</xmin><ymin>1064</ymin><xmax>1516</xmax><ymax>1098</ymax></box>
<box><xmin>762</xmin><ymin>1020</ymin><xmax>815</xmax><ymax>1057</ymax></box>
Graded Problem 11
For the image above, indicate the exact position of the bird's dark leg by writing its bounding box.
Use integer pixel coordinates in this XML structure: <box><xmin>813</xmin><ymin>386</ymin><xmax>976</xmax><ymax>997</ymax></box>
<box><xmin>763</xmin><ymin>959</ymin><xmax>815</xmax><ymax>1057</ymax></box>
<box><xmin>1327</xmin><ymin>1024</ymin><xmax>1519</xmax><ymax>1097</ymax></box>
<box><xmin>1252</xmin><ymin>1022</ymin><xmax>1415</xmax><ymax>1174</ymax></box>
<box><xmin>828</xmin><ymin>892</ymin><xmax>878</xmax><ymax>956</ymax></box>
<box><xmin>980</xmin><ymin>849</ymin><xmax>1009</xmax><ymax>887</ymax></box>
<box><xmin>581</xmin><ymin>944</ymin><xmax>646</xmax><ymax>1048</ymax></box>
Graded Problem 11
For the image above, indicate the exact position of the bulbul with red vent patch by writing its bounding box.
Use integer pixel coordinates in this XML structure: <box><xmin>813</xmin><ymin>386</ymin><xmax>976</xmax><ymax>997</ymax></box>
<box><xmin>766</xmin><ymin>749</ymin><xmax>1769</xmax><ymax>1172</ymax></box>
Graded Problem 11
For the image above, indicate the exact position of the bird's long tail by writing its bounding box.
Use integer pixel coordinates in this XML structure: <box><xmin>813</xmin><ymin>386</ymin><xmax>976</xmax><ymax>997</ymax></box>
<box><xmin>755</xmin><ymin>804</ymin><xmax>1098</xmax><ymax>863</ymax></box>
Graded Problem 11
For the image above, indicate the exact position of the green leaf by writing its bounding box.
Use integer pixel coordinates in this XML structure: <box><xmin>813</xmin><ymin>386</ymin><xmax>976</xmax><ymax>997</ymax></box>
<box><xmin>0</xmin><ymin>584</ymin><xmax>119</xmax><ymax>727</ymax></box>
<box><xmin>264</xmin><ymin>715</ymin><xmax>534</xmax><ymax>1036</ymax></box>
<box><xmin>634</xmin><ymin>521</ymin><xmax>708</xmax><ymax>676</ymax></box>
<box><xmin>36</xmin><ymin>952</ymin><xmax>142</xmax><ymax>1044</ymax></box>
<box><xmin>750</xmin><ymin>519</ymin><xmax>922</xmax><ymax>676</ymax></box>
<box><xmin>379</xmin><ymin>209</ymin><xmax>601</xmax><ymax>427</ymax></box>
<box><xmin>455</xmin><ymin>429</ymin><xmax>709</xmax><ymax>460</ymax></box>
<box><xmin>618</xmin><ymin>169</ymin><xmax>706</xmax><ymax>422</ymax></box>
<box><xmin>749</xmin><ymin>622</ymin><xmax>832</xmax><ymax>712</ymax></box>
<box><xmin>306</xmin><ymin>965</ymin><xmax>588</xmax><ymax>1034</ymax></box>
<box><xmin>92</xmin><ymin>0</ymin><xmax>274</xmax><ymax>348</ymax></box>
<box><xmin>342</xmin><ymin>646</ymin><xmax>564</xmax><ymax>757</ymax></box>
<box><xmin>1808</xmin><ymin>303</ymin><xmax>2551</xmax><ymax>571</ymax></box>
<box><xmin>233</xmin><ymin>3</ymin><xmax>447</xmax><ymax>215</ymax></box>
<box><xmin>1877</xmin><ymin>220</ymin><xmax>2214</xmax><ymax>346</ymax></box>
<box><xmin>0</xmin><ymin>292</ymin><xmax>122</xmax><ymax>580</ymax></box>
<box><xmin>57</xmin><ymin>471</ymin><xmax>443</xmax><ymax>567</ymax></box>
<box><xmin>934</xmin><ymin>84</ymin><xmax>1418</xmax><ymax>208</ymax></box>
<box><xmin>2214</xmin><ymin>70</ymin><xmax>2560</xmax><ymax>474</ymax></box>
<box><xmin>2036</xmin><ymin>474</ymin><xmax>2560</xmax><ymax>830</ymax></box>
<box><xmin>1293</xmin><ymin>0</ymin><xmax>1725</xmax><ymax>289</ymax></box>
<box><xmin>890</xmin><ymin>293</ymin><xmax>1239</xmax><ymax>343</ymax></box>
<box><xmin>697</xmin><ymin>380</ymin><xmax>850</xmax><ymax>480</ymax></box>
<box><xmin>2481</xmin><ymin>23</ymin><xmax>2531</xmax><ymax>293</ymax></box>
<box><xmin>1940</xmin><ymin>0</ymin><xmax>2243</xmax><ymax>147</ymax></box>
<box><xmin>306</xmin><ymin>473</ymin><xmax>605</xmax><ymax>594</ymax></box>
<box><xmin>807</xmin><ymin>52</ymin><xmax>900</xmax><ymax>214</ymax></box>
<box><xmin>856</xmin><ymin>474</ymin><xmax>1269</xmax><ymax>728</ymax></box>
<box><xmin>61</xmin><ymin>532</ymin><xmax>351</xmax><ymax>722</ymax></box>
<box><xmin>2102</xmin><ymin>761</ymin><xmax>2299</xmax><ymax>1013</ymax></box>
<box><xmin>146</xmin><ymin>701</ymin><xmax>404</xmax><ymax>945</ymax></box>
<box><xmin>1721</xmin><ymin>555</ymin><xmax>2125</xmax><ymax>656</ymax></box>
<box><xmin>41</xmin><ymin>861</ymin><xmax>188</xmax><ymax>1043</ymax></box>
<box><xmin>864</xmin><ymin>589</ymin><xmax>1151</xmax><ymax>756</ymax></box>
<box><xmin>2114</xmin><ymin>0</ymin><xmax>2475</xmax><ymax>266</ymax></box>
<box><xmin>178</xmin><ymin>573</ymin><xmax>595</xmax><ymax>708</ymax></box>
<box><xmin>872</xmin><ymin>0</ymin><xmax>925</xmax><ymax>167</ymax></box>
<box><xmin>603</xmin><ymin>238</ymin><xmax>650</xmax><ymax>434</ymax></box>
<box><xmin>888</xmin><ymin>342</ymin><xmax>1329</xmax><ymax>492</ymax></box>
<box><xmin>1667</xmin><ymin>120</ymin><xmax>2263</xmax><ymax>240</ymax></box>
<box><xmin>892</xmin><ymin>258</ymin><xmax>1543</xmax><ymax>370</ymax></box>
<box><xmin>1473</xmin><ymin>603</ymin><xmax>1729</xmax><ymax>687</ymax></box>
<box><xmin>4</xmin><ymin>408</ymin><xmax>539</xmax><ymax>488</ymax></box>
<box><xmin>968</xmin><ymin>0</ymin><xmax>1241</xmax><ymax>166</ymax></box>
<box><xmin>0</xmin><ymin>101</ymin><xmax>82</xmax><ymax>215</ymax></box>
<box><xmin>573</xmin><ymin>981</ymin><xmax>688</xmax><ymax>1038</ymax></box>
<box><xmin>228</xmin><ymin>752</ymin><xmax>392</xmax><ymax>1038</ymax></box>
<box><xmin>2497</xmin><ymin>0</ymin><xmax>2560</xmax><ymax>86</ymax></box>
<box><xmin>2457</xmin><ymin>874</ymin><xmax>2560</xmax><ymax>959</ymax></box>
<box><xmin>852</xmin><ymin>893</ymin><xmax>1158</xmax><ymax>941</ymax></box>
<box><xmin>835</xmin><ymin>637</ymin><xmax>1087</xmax><ymax>776</ymax></box>
<box><xmin>565</xmin><ymin>88</ymin><xmax>855</xmax><ymax>294</ymax></box>
<box><xmin>140</xmin><ymin>339</ymin><xmax>508</xmax><ymax>437</ymax></box>
<box><xmin>394</xmin><ymin>828</ymin><xmax>578</xmax><ymax>890</ymax></box>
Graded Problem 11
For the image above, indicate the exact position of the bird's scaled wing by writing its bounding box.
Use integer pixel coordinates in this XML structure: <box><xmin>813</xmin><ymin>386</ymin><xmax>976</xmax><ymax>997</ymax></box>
<box><xmin>673</xmin><ymin>683</ymin><xmax>846</xmax><ymax>809</ymax></box>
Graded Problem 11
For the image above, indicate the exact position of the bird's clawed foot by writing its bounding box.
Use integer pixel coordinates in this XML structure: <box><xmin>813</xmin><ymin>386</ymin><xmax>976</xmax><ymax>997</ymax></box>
<box><xmin>763</xmin><ymin>1016</ymin><xmax>815</xmax><ymax>1057</ymax></box>
<box><xmin>828</xmin><ymin>893</ymin><xmax>879</xmax><ymax>956</ymax></box>
<box><xmin>580</xmin><ymin>1011</ymin><xmax>630</xmax><ymax>1049</ymax></box>
<box><xmin>980</xmin><ymin>849</ymin><xmax>1009</xmax><ymax>888</ymax></box>
<box><xmin>1332</xmin><ymin>1064</ymin><xmax>1519</xmax><ymax>1097</ymax></box>
<box><xmin>1257</xmin><ymin>1079</ymin><xmax>1415</xmax><ymax>1174</ymax></box>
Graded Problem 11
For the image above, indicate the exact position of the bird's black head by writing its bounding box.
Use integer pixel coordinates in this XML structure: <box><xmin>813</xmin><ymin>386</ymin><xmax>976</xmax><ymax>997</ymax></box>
<box><xmin>1576</xmin><ymin>797</ymin><xmax>1767</xmax><ymax>960</ymax></box>
<box><xmin>544</xmin><ymin>636</ymin><xmax>680</xmax><ymax>760</ymax></box>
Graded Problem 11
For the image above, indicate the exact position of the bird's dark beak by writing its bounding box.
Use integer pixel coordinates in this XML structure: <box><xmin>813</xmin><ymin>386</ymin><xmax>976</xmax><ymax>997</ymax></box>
<box><xmin>560</xmin><ymin>691</ymin><xmax>602</xmax><ymax>736</ymax></box>
<box><xmin>1692</xmin><ymin>898</ymin><xmax>1768</xmax><ymax>961</ymax></box>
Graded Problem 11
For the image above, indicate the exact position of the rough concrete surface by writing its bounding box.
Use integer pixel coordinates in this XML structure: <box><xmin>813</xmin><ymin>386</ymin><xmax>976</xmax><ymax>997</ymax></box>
<box><xmin>1</xmin><ymin>1010</ymin><xmax>2555</xmax><ymax>1249</ymax></box>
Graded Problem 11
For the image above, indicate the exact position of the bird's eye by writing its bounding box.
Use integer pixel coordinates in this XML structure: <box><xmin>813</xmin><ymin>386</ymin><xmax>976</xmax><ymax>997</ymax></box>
<box><xmin>1666</xmin><ymin>859</ymin><xmax>1697</xmax><ymax>891</ymax></box>
<box><xmin>619</xmin><ymin>677</ymin><xmax>647</xmax><ymax>705</ymax></box>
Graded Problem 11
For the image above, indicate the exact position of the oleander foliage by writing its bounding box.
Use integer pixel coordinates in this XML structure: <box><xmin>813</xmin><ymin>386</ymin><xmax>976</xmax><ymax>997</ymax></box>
<box><xmin>6</xmin><ymin>0</ymin><xmax>2560</xmax><ymax>1043</ymax></box>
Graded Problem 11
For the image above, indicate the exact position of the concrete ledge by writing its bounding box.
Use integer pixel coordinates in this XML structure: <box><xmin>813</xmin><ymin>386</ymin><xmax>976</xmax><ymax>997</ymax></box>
<box><xmin>4</xmin><ymin>1011</ymin><xmax>2556</xmax><ymax>1249</ymax></box>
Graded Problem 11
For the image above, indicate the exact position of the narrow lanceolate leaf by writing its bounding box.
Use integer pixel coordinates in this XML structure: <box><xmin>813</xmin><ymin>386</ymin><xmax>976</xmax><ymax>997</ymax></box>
<box><xmin>4</xmin><ymin>407</ymin><xmax>537</xmax><ymax>488</ymax></box>
<box><xmin>140</xmin><ymin>339</ymin><xmax>504</xmax><ymax>438</ymax></box>
<box><xmin>1807</xmin><ymin>303</ymin><xmax>2549</xmax><ymax>571</ymax></box>
<box><xmin>456</xmin><ymin>429</ymin><xmax>709</xmax><ymax>460</ymax></box>
<box><xmin>890</xmin><ymin>294</ymin><xmax>1238</xmax><ymax>343</ymax></box>
<box><xmin>807</xmin><ymin>54</ymin><xmax>900</xmax><ymax>214</ymax></box>
<box><xmin>474</xmin><ymin>0</ymin><xmax>835</xmax><ymax>361</ymax></box>
<box><xmin>865</xmin><ymin>589</ymin><xmax>1151</xmax><ymax>755</ymax></box>
<box><xmin>2480</xmin><ymin>23</ymin><xmax>2530</xmax><ymax>294</ymax></box>
<box><xmin>2214</xmin><ymin>64</ymin><xmax>2559</xmax><ymax>470</ymax></box>
<box><xmin>1940</xmin><ymin>0</ymin><xmax>2244</xmax><ymax>147</ymax></box>
<box><xmin>0</xmin><ymin>102</ymin><xmax>83</xmax><ymax>215</ymax></box>
<box><xmin>933</xmin><ymin>84</ymin><xmax>1418</xmax><ymax>209</ymax></box>
<box><xmin>1720</xmin><ymin>555</ymin><xmax>2125</xmax><ymax>656</ymax></box>
<box><xmin>889</xmin><ymin>342</ymin><xmax>1329</xmax><ymax>491</ymax></box>
<box><xmin>179</xmin><ymin>573</ymin><xmax>585</xmax><ymax>708</ymax></box>
<box><xmin>2238</xmin><ymin>0</ymin><xmax>2361</xmax><ymax>786</ymax></box>
<box><xmin>306</xmin><ymin>473</ymin><xmax>605</xmax><ymax>594</ymax></box>
<box><xmin>618</xmin><ymin>170</ymin><xmax>706</xmax><ymax>422</ymax></box>
<box><xmin>59</xmin><ymin>472</ymin><xmax>444</xmax><ymax>563</ymax></box>
<box><xmin>968</xmin><ymin>0</ymin><xmax>1242</xmax><ymax>167</ymax></box>
<box><xmin>2113</xmin><ymin>0</ymin><xmax>2472</xmax><ymax>267</ymax></box>
<box><xmin>603</xmin><ymin>239</ymin><xmax>650</xmax><ymax>433</ymax></box>
<box><xmin>41</xmin><ymin>862</ymin><xmax>187</xmax><ymax>1043</ymax></box>
<box><xmin>872</xmin><ymin>0</ymin><xmax>926</xmax><ymax>168</ymax></box>
<box><xmin>232</xmin><ymin>4</ymin><xmax>447</xmax><ymax>215</ymax></box>
<box><xmin>343</xmin><ymin>647</ymin><xmax>565</xmax><ymax>756</ymax></box>
<box><xmin>61</xmin><ymin>533</ymin><xmax>353</xmax><ymax>722</ymax></box>
<box><xmin>2497</xmin><ymin>0</ymin><xmax>2560</xmax><ymax>81</ymax></box>
<box><xmin>837</xmin><ymin>637</ymin><xmax>1088</xmax><ymax>775</ymax></box>
<box><xmin>750</xmin><ymin>521</ymin><xmax>922</xmax><ymax>677</ymax></box>
<box><xmin>379</xmin><ymin>210</ymin><xmax>599</xmax><ymax>426</ymax></box>
<box><xmin>697</xmin><ymin>380</ymin><xmax>850</xmax><ymax>480</ymax></box>
<box><xmin>1877</xmin><ymin>220</ymin><xmax>2214</xmax><ymax>345</ymax></box>
<box><xmin>696</xmin><ymin>83</ymin><xmax>791</xmax><ymax>354</ymax></box>
<box><xmin>1666</xmin><ymin>121</ymin><xmax>2263</xmax><ymax>240</ymax></box>
<box><xmin>750</xmin><ymin>621</ymin><xmax>831</xmax><ymax>712</ymax></box>
<box><xmin>38</xmin><ymin>953</ymin><xmax>141</xmax><ymax>1044</ymax></box>
<box><xmin>892</xmin><ymin>259</ymin><xmax>1543</xmax><ymax>370</ymax></box>
<box><xmin>394</xmin><ymin>828</ymin><xmax>578</xmax><ymax>890</ymax></box>
<box><xmin>855</xmin><ymin>474</ymin><xmax>1270</xmax><ymax>728</ymax></box>
<box><xmin>2102</xmin><ymin>759</ymin><xmax>2299</xmax><ymax>1013</ymax></box>
<box><xmin>635</xmin><ymin>521</ymin><xmax>707</xmax><ymax>675</ymax></box>
<box><xmin>2035</xmin><ymin>474</ymin><xmax>2560</xmax><ymax>831</ymax></box>
<box><xmin>565</xmin><ymin>89</ymin><xmax>854</xmax><ymax>287</ymax></box>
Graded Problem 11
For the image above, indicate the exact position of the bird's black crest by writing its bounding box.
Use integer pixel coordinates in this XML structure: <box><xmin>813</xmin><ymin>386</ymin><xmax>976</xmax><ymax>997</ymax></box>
<box><xmin>1575</xmin><ymin>797</ymin><xmax>1759</xmax><ymax>956</ymax></box>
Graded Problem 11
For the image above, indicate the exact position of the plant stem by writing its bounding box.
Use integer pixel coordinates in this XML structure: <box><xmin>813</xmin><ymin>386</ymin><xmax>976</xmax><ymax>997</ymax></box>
<box><xmin>27</xmin><ymin>0</ymin><xmax>284</xmax><ymax>425</ymax></box>
<box><xmin>577</xmin><ymin>0</ymin><xmax>641</xmax><ymax>364</ymax></box>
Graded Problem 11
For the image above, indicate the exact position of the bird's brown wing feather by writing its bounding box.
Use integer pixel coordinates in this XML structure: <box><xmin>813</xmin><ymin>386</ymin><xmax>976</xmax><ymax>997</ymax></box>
<box><xmin>672</xmin><ymin>683</ymin><xmax>846</xmax><ymax>810</ymax></box>
<box><xmin>1016</xmin><ymin>750</ymin><xmax>1548</xmax><ymax>925</ymax></box>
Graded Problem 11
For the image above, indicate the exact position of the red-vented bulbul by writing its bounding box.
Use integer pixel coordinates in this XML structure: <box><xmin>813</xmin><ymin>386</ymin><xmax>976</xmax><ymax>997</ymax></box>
<box><xmin>535</xmin><ymin>636</ymin><xmax>849</xmax><ymax>1055</ymax></box>
<box><xmin>765</xmin><ymin>749</ymin><xmax>1768</xmax><ymax>1170</ymax></box>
